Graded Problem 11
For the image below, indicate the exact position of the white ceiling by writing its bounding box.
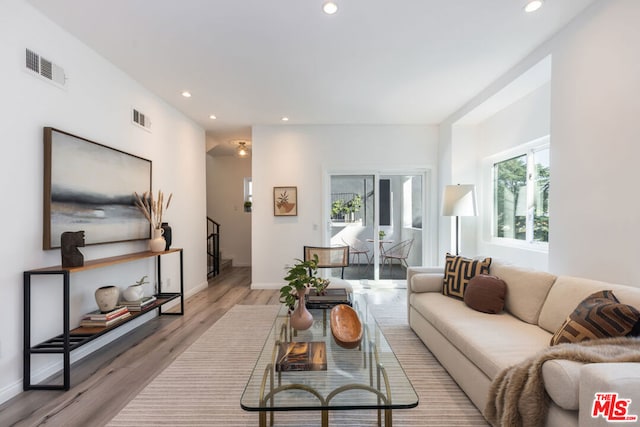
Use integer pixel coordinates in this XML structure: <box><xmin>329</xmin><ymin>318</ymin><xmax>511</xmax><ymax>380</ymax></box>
<box><xmin>28</xmin><ymin>0</ymin><xmax>594</xmax><ymax>153</ymax></box>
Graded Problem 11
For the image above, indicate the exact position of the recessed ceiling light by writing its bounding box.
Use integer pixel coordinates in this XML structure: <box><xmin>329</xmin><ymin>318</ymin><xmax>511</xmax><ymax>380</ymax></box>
<box><xmin>524</xmin><ymin>0</ymin><xmax>543</xmax><ymax>13</ymax></box>
<box><xmin>322</xmin><ymin>1</ymin><xmax>338</xmax><ymax>15</ymax></box>
<box><xmin>181</xmin><ymin>91</ymin><xmax>192</xmax><ymax>98</ymax></box>
<box><xmin>209</xmin><ymin>114</ymin><xmax>217</xmax><ymax>120</ymax></box>
<box><xmin>281</xmin><ymin>117</ymin><xmax>289</xmax><ymax>122</ymax></box>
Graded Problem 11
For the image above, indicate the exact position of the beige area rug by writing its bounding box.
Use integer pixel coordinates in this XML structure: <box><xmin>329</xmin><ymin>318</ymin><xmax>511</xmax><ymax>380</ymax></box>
<box><xmin>107</xmin><ymin>297</ymin><xmax>488</xmax><ymax>426</ymax></box>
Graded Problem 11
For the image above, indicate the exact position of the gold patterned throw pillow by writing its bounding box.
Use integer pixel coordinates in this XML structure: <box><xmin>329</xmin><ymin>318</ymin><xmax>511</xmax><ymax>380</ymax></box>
<box><xmin>550</xmin><ymin>290</ymin><xmax>640</xmax><ymax>346</ymax></box>
<box><xmin>443</xmin><ymin>254</ymin><xmax>492</xmax><ymax>300</ymax></box>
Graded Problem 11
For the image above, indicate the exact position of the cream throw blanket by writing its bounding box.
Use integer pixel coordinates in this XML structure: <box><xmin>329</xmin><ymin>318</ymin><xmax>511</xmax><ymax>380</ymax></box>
<box><xmin>484</xmin><ymin>336</ymin><xmax>640</xmax><ymax>427</ymax></box>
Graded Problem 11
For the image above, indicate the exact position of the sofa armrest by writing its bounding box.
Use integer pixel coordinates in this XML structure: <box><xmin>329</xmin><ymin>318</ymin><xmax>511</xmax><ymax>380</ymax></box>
<box><xmin>578</xmin><ymin>363</ymin><xmax>640</xmax><ymax>427</ymax></box>
<box><xmin>406</xmin><ymin>267</ymin><xmax>444</xmax><ymax>323</ymax></box>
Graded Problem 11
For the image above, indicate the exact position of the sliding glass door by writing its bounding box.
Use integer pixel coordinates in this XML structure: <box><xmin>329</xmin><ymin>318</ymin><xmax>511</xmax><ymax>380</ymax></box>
<box><xmin>327</xmin><ymin>171</ymin><xmax>426</xmax><ymax>285</ymax></box>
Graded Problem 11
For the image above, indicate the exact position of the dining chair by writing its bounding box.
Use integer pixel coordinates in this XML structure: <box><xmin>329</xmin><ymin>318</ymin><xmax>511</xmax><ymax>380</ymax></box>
<box><xmin>304</xmin><ymin>245</ymin><xmax>350</xmax><ymax>279</ymax></box>
<box><xmin>341</xmin><ymin>237</ymin><xmax>371</xmax><ymax>267</ymax></box>
<box><xmin>380</xmin><ymin>238</ymin><xmax>414</xmax><ymax>275</ymax></box>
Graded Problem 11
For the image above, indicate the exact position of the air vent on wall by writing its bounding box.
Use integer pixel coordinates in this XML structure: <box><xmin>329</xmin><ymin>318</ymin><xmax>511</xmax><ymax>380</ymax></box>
<box><xmin>25</xmin><ymin>48</ymin><xmax>66</xmax><ymax>87</ymax></box>
<box><xmin>132</xmin><ymin>108</ymin><xmax>152</xmax><ymax>132</ymax></box>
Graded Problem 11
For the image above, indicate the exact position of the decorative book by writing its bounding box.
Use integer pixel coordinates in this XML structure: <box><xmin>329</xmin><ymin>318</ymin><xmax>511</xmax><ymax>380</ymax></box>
<box><xmin>83</xmin><ymin>306</ymin><xmax>129</xmax><ymax>321</ymax></box>
<box><xmin>79</xmin><ymin>312</ymin><xmax>131</xmax><ymax>327</ymax></box>
<box><xmin>118</xmin><ymin>295</ymin><xmax>157</xmax><ymax>311</ymax></box>
<box><xmin>275</xmin><ymin>341</ymin><xmax>327</xmax><ymax>372</ymax></box>
<box><xmin>306</xmin><ymin>288</ymin><xmax>352</xmax><ymax>309</ymax></box>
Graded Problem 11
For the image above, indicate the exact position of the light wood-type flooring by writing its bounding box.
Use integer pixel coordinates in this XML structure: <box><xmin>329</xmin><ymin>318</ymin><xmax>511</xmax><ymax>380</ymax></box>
<box><xmin>0</xmin><ymin>267</ymin><xmax>406</xmax><ymax>427</ymax></box>
<box><xmin>0</xmin><ymin>267</ymin><xmax>278</xmax><ymax>427</ymax></box>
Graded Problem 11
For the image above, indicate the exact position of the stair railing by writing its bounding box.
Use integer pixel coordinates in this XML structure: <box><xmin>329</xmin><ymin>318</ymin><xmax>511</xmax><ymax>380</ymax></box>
<box><xmin>207</xmin><ymin>217</ymin><xmax>220</xmax><ymax>278</ymax></box>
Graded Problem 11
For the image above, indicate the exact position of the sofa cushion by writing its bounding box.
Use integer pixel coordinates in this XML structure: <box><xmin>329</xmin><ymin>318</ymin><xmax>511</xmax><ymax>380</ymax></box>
<box><xmin>539</xmin><ymin>275</ymin><xmax>640</xmax><ymax>334</ymax></box>
<box><xmin>550</xmin><ymin>290</ymin><xmax>640</xmax><ymax>345</ymax></box>
<box><xmin>490</xmin><ymin>261</ymin><xmax>556</xmax><ymax>325</ymax></box>
<box><xmin>464</xmin><ymin>274</ymin><xmax>506</xmax><ymax>314</ymax></box>
<box><xmin>411</xmin><ymin>292</ymin><xmax>551</xmax><ymax>379</ymax></box>
<box><xmin>443</xmin><ymin>254</ymin><xmax>491</xmax><ymax>300</ymax></box>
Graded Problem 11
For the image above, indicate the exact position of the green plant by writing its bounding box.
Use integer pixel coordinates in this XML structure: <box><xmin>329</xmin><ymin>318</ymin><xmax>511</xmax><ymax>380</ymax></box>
<box><xmin>379</xmin><ymin>230</ymin><xmax>386</xmax><ymax>240</ymax></box>
<box><xmin>331</xmin><ymin>199</ymin><xmax>345</xmax><ymax>217</ymax></box>
<box><xmin>346</xmin><ymin>194</ymin><xmax>362</xmax><ymax>213</ymax></box>
<box><xmin>135</xmin><ymin>275</ymin><xmax>149</xmax><ymax>286</ymax></box>
<box><xmin>279</xmin><ymin>255</ymin><xmax>330</xmax><ymax>311</ymax></box>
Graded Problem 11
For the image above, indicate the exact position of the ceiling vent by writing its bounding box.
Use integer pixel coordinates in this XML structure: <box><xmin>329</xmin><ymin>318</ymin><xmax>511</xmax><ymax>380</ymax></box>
<box><xmin>25</xmin><ymin>48</ymin><xmax>66</xmax><ymax>87</ymax></box>
<box><xmin>132</xmin><ymin>108</ymin><xmax>152</xmax><ymax>132</ymax></box>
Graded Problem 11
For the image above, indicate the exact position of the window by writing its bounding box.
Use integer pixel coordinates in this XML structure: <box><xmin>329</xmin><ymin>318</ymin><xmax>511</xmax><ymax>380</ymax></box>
<box><xmin>402</xmin><ymin>176</ymin><xmax>422</xmax><ymax>229</ymax></box>
<box><xmin>244</xmin><ymin>177</ymin><xmax>252</xmax><ymax>202</ymax></box>
<box><xmin>493</xmin><ymin>144</ymin><xmax>549</xmax><ymax>243</ymax></box>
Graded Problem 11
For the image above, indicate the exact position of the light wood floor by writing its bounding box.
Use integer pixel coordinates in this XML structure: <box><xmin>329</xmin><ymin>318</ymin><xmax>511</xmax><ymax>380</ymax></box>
<box><xmin>0</xmin><ymin>267</ymin><xmax>282</xmax><ymax>427</ymax></box>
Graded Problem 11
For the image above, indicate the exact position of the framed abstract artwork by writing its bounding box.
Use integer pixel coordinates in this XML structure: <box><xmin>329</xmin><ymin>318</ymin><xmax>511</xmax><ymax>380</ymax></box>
<box><xmin>273</xmin><ymin>186</ymin><xmax>297</xmax><ymax>216</ymax></box>
<box><xmin>43</xmin><ymin>127</ymin><xmax>152</xmax><ymax>249</ymax></box>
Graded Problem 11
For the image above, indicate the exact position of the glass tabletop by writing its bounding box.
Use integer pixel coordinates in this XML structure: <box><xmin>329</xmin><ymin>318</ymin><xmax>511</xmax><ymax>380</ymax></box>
<box><xmin>240</xmin><ymin>291</ymin><xmax>418</xmax><ymax>413</ymax></box>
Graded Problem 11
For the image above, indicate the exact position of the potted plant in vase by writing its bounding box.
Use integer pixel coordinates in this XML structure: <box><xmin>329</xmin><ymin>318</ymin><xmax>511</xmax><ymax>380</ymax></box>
<box><xmin>280</xmin><ymin>255</ymin><xmax>330</xmax><ymax>330</ymax></box>
<box><xmin>134</xmin><ymin>190</ymin><xmax>173</xmax><ymax>252</ymax></box>
<box><xmin>122</xmin><ymin>275</ymin><xmax>149</xmax><ymax>302</ymax></box>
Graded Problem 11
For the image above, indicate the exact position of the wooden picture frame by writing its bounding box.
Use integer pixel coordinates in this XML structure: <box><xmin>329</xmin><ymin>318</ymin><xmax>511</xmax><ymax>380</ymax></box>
<box><xmin>273</xmin><ymin>186</ymin><xmax>297</xmax><ymax>216</ymax></box>
<box><xmin>43</xmin><ymin>127</ymin><xmax>152</xmax><ymax>249</ymax></box>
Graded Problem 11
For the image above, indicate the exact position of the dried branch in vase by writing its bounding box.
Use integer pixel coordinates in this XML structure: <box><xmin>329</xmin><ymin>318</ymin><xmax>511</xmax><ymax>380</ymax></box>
<box><xmin>134</xmin><ymin>190</ymin><xmax>173</xmax><ymax>229</ymax></box>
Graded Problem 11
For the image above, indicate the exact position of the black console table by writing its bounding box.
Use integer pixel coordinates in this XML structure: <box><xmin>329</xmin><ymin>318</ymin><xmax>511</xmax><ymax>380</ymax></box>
<box><xmin>23</xmin><ymin>248</ymin><xmax>184</xmax><ymax>391</ymax></box>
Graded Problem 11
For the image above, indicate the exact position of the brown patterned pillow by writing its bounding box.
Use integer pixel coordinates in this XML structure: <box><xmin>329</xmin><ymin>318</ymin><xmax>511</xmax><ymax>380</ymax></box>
<box><xmin>550</xmin><ymin>290</ymin><xmax>640</xmax><ymax>346</ymax></box>
<box><xmin>443</xmin><ymin>254</ymin><xmax>492</xmax><ymax>300</ymax></box>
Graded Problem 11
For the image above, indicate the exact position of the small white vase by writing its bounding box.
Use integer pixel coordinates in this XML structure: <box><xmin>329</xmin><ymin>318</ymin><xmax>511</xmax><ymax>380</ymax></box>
<box><xmin>95</xmin><ymin>285</ymin><xmax>120</xmax><ymax>313</ymax></box>
<box><xmin>290</xmin><ymin>288</ymin><xmax>313</xmax><ymax>331</ymax></box>
<box><xmin>149</xmin><ymin>228</ymin><xmax>166</xmax><ymax>252</ymax></box>
<box><xmin>122</xmin><ymin>284</ymin><xmax>144</xmax><ymax>302</ymax></box>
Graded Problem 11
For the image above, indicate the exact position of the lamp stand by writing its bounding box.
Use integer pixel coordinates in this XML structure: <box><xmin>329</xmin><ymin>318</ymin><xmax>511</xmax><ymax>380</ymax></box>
<box><xmin>455</xmin><ymin>215</ymin><xmax>460</xmax><ymax>256</ymax></box>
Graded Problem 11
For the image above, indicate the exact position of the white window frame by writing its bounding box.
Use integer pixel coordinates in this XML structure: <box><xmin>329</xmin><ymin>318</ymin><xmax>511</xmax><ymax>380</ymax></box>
<box><xmin>486</xmin><ymin>136</ymin><xmax>550</xmax><ymax>251</ymax></box>
<box><xmin>244</xmin><ymin>177</ymin><xmax>252</xmax><ymax>203</ymax></box>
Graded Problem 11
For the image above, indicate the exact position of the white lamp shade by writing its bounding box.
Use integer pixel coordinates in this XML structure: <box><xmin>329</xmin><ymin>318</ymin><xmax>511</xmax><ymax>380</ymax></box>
<box><xmin>441</xmin><ymin>184</ymin><xmax>477</xmax><ymax>217</ymax></box>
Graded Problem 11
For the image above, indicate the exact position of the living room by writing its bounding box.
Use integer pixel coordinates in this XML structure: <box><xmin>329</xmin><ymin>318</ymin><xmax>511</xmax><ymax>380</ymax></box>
<box><xmin>1</xmin><ymin>0</ymin><xmax>639</xmax><ymax>425</ymax></box>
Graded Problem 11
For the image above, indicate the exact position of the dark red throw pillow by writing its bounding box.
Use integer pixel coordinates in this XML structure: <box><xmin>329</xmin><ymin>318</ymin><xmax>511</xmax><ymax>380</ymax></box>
<box><xmin>464</xmin><ymin>274</ymin><xmax>507</xmax><ymax>314</ymax></box>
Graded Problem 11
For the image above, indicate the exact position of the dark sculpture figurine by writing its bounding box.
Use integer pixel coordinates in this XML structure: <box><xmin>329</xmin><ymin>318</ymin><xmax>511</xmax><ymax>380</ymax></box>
<box><xmin>61</xmin><ymin>231</ymin><xmax>85</xmax><ymax>268</ymax></box>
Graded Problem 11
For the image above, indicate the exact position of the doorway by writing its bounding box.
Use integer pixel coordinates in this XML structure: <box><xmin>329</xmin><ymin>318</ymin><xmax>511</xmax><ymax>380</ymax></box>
<box><xmin>326</xmin><ymin>171</ymin><xmax>427</xmax><ymax>286</ymax></box>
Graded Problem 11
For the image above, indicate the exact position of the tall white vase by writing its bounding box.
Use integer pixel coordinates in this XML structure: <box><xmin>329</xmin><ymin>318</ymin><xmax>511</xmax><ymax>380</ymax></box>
<box><xmin>149</xmin><ymin>228</ymin><xmax>166</xmax><ymax>252</ymax></box>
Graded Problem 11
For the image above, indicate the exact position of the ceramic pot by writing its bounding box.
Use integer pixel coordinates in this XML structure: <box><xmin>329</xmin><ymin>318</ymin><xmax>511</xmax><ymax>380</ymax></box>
<box><xmin>95</xmin><ymin>285</ymin><xmax>119</xmax><ymax>313</ymax></box>
<box><xmin>122</xmin><ymin>284</ymin><xmax>144</xmax><ymax>302</ymax></box>
<box><xmin>161</xmin><ymin>222</ymin><xmax>172</xmax><ymax>250</ymax></box>
<box><xmin>289</xmin><ymin>288</ymin><xmax>313</xmax><ymax>331</ymax></box>
<box><xmin>149</xmin><ymin>228</ymin><xmax>166</xmax><ymax>252</ymax></box>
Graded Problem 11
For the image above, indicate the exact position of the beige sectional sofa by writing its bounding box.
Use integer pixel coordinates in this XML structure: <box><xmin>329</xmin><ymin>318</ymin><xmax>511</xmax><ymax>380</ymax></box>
<box><xmin>407</xmin><ymin>259</ymin><xmax>640</xmax><ymax>427</ymax></box>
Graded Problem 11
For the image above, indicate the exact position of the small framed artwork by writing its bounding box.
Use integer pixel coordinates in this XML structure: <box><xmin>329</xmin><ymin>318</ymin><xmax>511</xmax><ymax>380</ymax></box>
<box><xmin>274</xmin><ymin>186</ymin><xmax>297</xmax><ymax>216</ymax></box>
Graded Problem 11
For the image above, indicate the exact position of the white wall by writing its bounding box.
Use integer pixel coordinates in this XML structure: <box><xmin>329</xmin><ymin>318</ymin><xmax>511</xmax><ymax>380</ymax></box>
<box><xmin>474</xmin><ymin>83</ymin><xmax>551</xmax><ymax>270</ymax></box>
<box><xmin>206</xmin><ymin>154</ymin><xmax>252</xmax><ymax>266</ymax></box>
<box><xmin>251</xmin><ymin>125</ymin><xmax>438</xmax><ymax>288</ymax></box>
<box><xmin>442</xmin><ymin>0</ymin><xmax>640</xmax><ymax>285</ymax></box>
<box><xmin>0</xmin><ymin>0</ymin><xmax>207</xmax><ymax>403</ymax></box>
<box><xmin>549</xmin><ymin>0</ymin><xmax>640</xmax><ymax>284</ymax></box>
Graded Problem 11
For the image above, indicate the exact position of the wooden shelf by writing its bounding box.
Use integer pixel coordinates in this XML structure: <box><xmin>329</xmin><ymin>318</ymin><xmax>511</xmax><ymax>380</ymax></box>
<box><xmin>31</xmin><ymin>293</ymin><xmax>181</xmax><ymax>353</ymax></box>
<box><xmin>24</xmin><ymin>249</ymin><xmax>184</xmax><ymax>390</ymax></box>
<box><xmin>27</xmin><ymin>248</ymin><xmax>182</xmax><ymax>274</ymax></box>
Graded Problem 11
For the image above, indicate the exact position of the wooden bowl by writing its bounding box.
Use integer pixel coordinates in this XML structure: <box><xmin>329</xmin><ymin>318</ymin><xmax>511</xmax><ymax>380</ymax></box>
<box><xmin>330</xmin><ymin>304</ymin><xmax>363</xmax><ymax>349</ymax></box>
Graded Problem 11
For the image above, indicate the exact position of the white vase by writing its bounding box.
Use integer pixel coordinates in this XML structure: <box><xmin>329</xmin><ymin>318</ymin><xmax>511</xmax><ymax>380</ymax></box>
<box><xmin>95</xmin><ymin>286</ymin><xmax>120</xmax><ymax>313</ymax></box>
<box><xmin>290</xmin><ymin>288</ymin><xmax>313</xmax><ymax>331</ymax></box>
<box><xmin>122</xmin><ymin>284</ymin><xmax>144</xmax><ymax>302</ymax></box>
<box><xmin>149</xmin><ymin>228</ymin><xmax>166</xmax><ymax>252</ymax></box>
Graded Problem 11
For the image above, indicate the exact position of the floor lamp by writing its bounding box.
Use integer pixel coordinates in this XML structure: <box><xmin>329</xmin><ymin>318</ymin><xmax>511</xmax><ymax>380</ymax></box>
<box><xmin>441</xmin><ymin>184</ymin><xmax>477</xmax><ymax>256</ymax></box>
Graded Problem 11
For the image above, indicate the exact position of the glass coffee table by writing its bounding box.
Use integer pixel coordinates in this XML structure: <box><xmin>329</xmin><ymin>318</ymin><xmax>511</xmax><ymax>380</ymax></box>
<box><xmin>241</xmin><ymin>292</ymin><xmax>418</xmax><ymax>426</ymax></box>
